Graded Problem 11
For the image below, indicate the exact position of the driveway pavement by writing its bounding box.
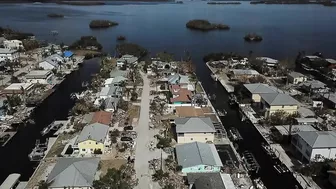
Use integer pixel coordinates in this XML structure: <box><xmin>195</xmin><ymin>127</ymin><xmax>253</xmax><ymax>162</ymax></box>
<box><xmin>134</xmin><ymin>72</ymin><xmax>163</xmax><ymax>189</ymax></box>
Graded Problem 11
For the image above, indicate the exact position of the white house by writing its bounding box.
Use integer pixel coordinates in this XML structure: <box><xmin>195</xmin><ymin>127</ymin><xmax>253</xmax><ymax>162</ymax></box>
<box><xmin>25</xmin><ymin>70</ymin><xmax>54</xmax><ymax>84</ymax></box>
<box><xmin>3</xmin><ymin>40</ymin><xmax>24</xmax><ymax>50</ymax></box>
<box><xmin>38</xmin><ymin>54</ymin><xmax>65</xmax><ymax>70</ymax></box>
<box><xmin>288</xmin><ymin>72</ymin><xmax>307</xmax><ymax>84</ymax></box>
<box><xmin>116</xmin><ymin>54</ymin><xmax>138</xmax><ymax>67</ymax></box>
<box><xmin>292</xmin><ymin>131</ymin><xmax>336</xmax><ymax>162</ymax></box>
<box><xmin>0</xmin><ymin>48</ymin><xmax>19</xmax><ymax>62</ymax></box>
<box><xmin>99</xmin><ymin>86</ymin><xmax>122</xmax><ymax>99</ymax></box>
<box><xmin>257</xmin><ymin>57</ymin><xmax>279</xmax><ymax>67</ymax></box>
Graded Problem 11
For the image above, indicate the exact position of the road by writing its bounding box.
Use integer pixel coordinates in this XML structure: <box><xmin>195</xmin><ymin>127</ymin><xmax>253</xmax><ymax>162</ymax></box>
<box><xmin>134</xmin><ymin>72</ymin><xmax>161</xmax><ymax>189</ymax></box>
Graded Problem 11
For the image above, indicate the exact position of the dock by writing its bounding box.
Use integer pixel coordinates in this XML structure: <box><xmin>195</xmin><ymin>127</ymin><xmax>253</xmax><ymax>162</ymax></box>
<box><xmin>206</xmin><ymin>62</ymin><xmax>234</xmax><ymax>93</ymax></box>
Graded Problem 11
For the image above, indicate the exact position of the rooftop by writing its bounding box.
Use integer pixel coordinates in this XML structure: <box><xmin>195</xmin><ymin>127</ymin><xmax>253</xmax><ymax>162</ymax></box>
<box><xmin>176</xmin><ymin>142</ymin><xmax>223</xmax><ymax>168</ymax></box>
<box><xmin>175</xmin><ymin>117</ymin><xmax>215</xmax><ymax>133</ymax></box>
<box><xmin>274</xmin><ymin>125</ymin><xmax>316</xmax><ymax>136</ymax></box>
<box><xmin>301</xmin><ymin>80</ymin><xmax>326</xmax><ymax>89</ymax></box>
<box><xmin>91</xmin><ymin>111</ymin><xmax>112</xmax><ymax>125</ymax></box>
<box><xmin>175</xmin><ymin>106</ymin><xmax>205</xmax><ymax>117</ymax></box>
<box><xmin>47</xmin><ymin>158</ymin><xmax>99</xmax><ymax>188</ymax></box>
<box><xmin>260</xmin><ymin>93</ymin><xmax>299</xmax><ymax>106</ymax></box>
<box><xmin>244</xmin><ymin>83</ymin><xmax>280</xmax><ymax>94</ymax></box>
<box><xmin>167</xmin><ymin>74</ymin><xmax>190</xmax><ymax>85</ymax></box>
<box><xmin>63</xmin><ymin>51</ymin><xmax>73</xmax><ymax>58</ymax></box>
<box><xmin>288</xmin><ymin>71</ymin><xmax>305</xmax><ymax>78</ymax></box>
<box><xmin>0</xmin><ymin>48</ymin><xmax>17</xmax><ymax>54</ymax></box>
<box><xmin>170</xmin><ymin>88</ymin><xmax>192</xmax><ymax>103</ymax></box>
<box><xmin>257</xmin><ymin>57</ymin><xmax>279</xmax><ymax>64</ymax></box>
<box><xmin>25</xmin><ymin>70</ymin><xmax>52</xmax><ymax>78</ymax></box>
<box><xmin>323</xmin><ymin>92</ymin><xmax>336</xmax><ymax>103</ymax></box>
<box><xmin>104</xmin><ymin>97</ymin><xmax>120</xmax><ymax>110</ymax></box>
<box><xmin>188</xmin><ymin>173</ymin><xmax>233</xmax><ymax>189</ymax></box>
<box><xmin>297</xmin><ymin>131</ymin><xmax>336</xmax><ymax>148</ymax></box>
<box><xmin>231</xmin><ymin>69</ymin><xmax>259</xmax><ymax>76</ymax></box>
<box><xmin>76</xmin><ymin>123</ymin><xmax>109</xmax><ymax>143</ymax></box>
<box><xmin>4</xmin><ymin>83</ymin><xmax>34</xmax><ymax>90</ymax></box>
<box><xmin>109</xmin><ymin>69</ymin><xmax>129</xmax><ymax>78</ymax></box>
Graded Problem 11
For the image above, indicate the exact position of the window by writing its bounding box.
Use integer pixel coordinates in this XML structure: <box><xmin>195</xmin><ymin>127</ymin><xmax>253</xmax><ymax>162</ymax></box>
<box><xmin>282</xmin><ymin>105</ymin><xmax>284</xmax><ymax>108</ymax></box>
<box><xmin>205</xmin><ymin>138</ymin><xmax>208</xmax><ymax>140</ymax></box>
<box><xmin>178</xmin><ymin>133</ymin><xmax>184</xmax><ymax>137</ymax></box>
<box><xmin>191</xmin><ymin>138</ymin><xmax>193</xmax><ymax>141</ymax></box>
<box><xmin>89</xmin><ymin>142</ymin><xmax>91</xmax><ymax>144</ymax></box>
<box><xmin>82</xmin><ymin>149</ymin><xmax>85</xmax><ymax>151</ymax></box>
<box><xmin>96</xmin><ymin>142</ymin><xmax>98</xmax><ymax>145</ymax></box>
<box><xmin>305</xmin><ymin>150</ymin><xmax>310</xmax><ymax>157</ymax></box>
<box><xmin>204</xmin><ymin>132</ymin><xmax>207</xmax><ymax>134</ymax></box>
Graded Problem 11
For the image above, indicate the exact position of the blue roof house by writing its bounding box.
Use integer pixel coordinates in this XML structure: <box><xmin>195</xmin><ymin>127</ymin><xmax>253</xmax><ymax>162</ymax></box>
<box><xmin>63</xmin><ymin>51</ymin><xmax>74</xmax><ymax>58</ymax></box>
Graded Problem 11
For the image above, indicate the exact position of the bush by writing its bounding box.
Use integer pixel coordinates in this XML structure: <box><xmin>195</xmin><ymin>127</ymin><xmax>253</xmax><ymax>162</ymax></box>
<box><xmin>70</xmin><ymin>36</ymin><xmax>102</xmax><ymax>50</ymax></box>
<box><xmin>111</xmin><ymin>136</ymin><xmax>117</xmax><ymax>144</ymax></box>
<box><xmin>186</xmin><ymin>19</ymin><xmax>230</xmax><ymax>31</ymax></box>
<box><xmin>89</xmin><ymin>20</ymin><xmax>118</xmax><ymax>29</ymax></box>
<box><xmin>116</xmin><ymin>43</ymin><xmax>148</xmax><ymax>58</ymax></box>
<box><xmin>110</xmin><ymin>129</ymin><xmax>120</xmax><ymax>137</ymax></box>
<box><xmin>152</xmin><ymin>169</ymin><xmax>169</xmax><ymax>181</ymax></box>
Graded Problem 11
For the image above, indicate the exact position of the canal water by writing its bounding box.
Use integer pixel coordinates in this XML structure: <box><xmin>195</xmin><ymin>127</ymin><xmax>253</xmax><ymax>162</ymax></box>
<box><xmin>0</xmin><ymin>58</ymin><xmax>100</xmax><ymax>182</ymax></box>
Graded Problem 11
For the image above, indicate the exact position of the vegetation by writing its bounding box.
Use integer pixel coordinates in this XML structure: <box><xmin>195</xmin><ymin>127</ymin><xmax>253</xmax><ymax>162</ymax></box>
<box><xmin>71</xmin><ymin>99</ymin><xmax>98</xmax><ymax>115</ymax></box>
<box><xmin>93</xmin><ymin>165</ymin><xmax>136</xmax><ymax>189</ymax></box>
<box><xmin>47</xmin><ymin>13</ymin><xmax>64</xmax><ymax>18</ymax></box>
<box><xmin>244</xmin><ymin>33</ymin><xmax>263</xmax><ymax>42</ymax></box>
<box><xmin>155</xmin><ymin>134</ymin><xmax>172</xmax><ymax>148</ymax></box>
<box><xmin>292</xmin><ymin>155</ymin><xmax>334</xmax><ymax>178</ymax></box>
<box><xmin>117</xmin><ymin>35</ymin><xmax>126</xmax><ymax>41</ymax></box>
<box><xmin>0</xmin><ymin>26</ymin><xmax>34</xmax><ymax>40</ymax></box>
<box><xmin>203</xmin><ymin>52</ymin><xmax>244</xmax><ymax>62</ymax></box>
<box><xmin>89</xmin><ymin>20</ymin><xmax>119</xmax><ymax>29</ymax></box>
<box><xmin>99</xmin><ymin>58</ymin><xmax>116</xmax><ymax>78</ymax></box>
<box><xmin>116</xmin><ymin>43</ymin><xmax>148</xmax><ymax>57</ymax></box>
<box><xmin>70</xmin><ymin>36</ymin><xmax>102</xmax><ymax>50</ymax></box>
<box><xmin>156</xmin><ymin>51</ymin><xmax>174</xmax><ymax>62</ymax></box>
<box><xmin>37</xmin><ymin>180</ymin><xmax>50</xmax><ymax>189</ymax></box>
<box><xmin>208</xmin><ymin>1</ymin><xmax>241</xmax><ymax>4</ymax></box>
<box><xmin>152</xmin><ymin>169</ymin><xmax>169</xmax><ymax>181</ymax></box>
<box><xmin>262</xmin><ymin>110</ymin><xmax>299</xmax><ymax>126</ymax></box>
<box><xmin>94</xmin><ymin>149</ymin><xmax>103</xmax><ymax>154</ymax></box>
<box><xmin>186</xmin><ymin>19</ymin><xmax>230</xmax><ymax>31</ymax></box>
<box><xmin>22</xmin><ymin>39</ymin><xmax>39</xmax><ymax>51</ymax></box>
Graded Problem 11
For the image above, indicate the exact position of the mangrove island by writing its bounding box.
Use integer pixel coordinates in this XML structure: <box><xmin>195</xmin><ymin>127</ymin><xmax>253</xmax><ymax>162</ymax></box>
<box><xmin>207</xmin><ymin>2</ymin><xmax>241</xmax><ymax>5</ymax></box>
<box><xmin>89</xmin><ymin>20</ymin><xmax>119</xmax><ymax>29</ymax></box>
<box><xmin>186</xmin><ymin>19</ymin><xmax>230</xmax><ymax>31</ymax></box>
<box><xmin>244</xmin><ymin>33</ymin><xmax>263</xmax><ymax>42</ymax></box>
<box><xmin>47</xmin><ymin>13</ymin><xmax>64</xmax><ymax>18</ymax></box>
<box><xmin>117</xmin><ymin>36</ymin><xmax>126</xmax><ymax>41</ymax></box>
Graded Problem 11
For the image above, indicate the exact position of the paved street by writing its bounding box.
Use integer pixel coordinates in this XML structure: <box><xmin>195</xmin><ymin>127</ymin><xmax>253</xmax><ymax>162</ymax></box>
<box><xmin>134</xmin><ymin>72</ymin><xmax>162</xmax><ymax>189</ymax></box>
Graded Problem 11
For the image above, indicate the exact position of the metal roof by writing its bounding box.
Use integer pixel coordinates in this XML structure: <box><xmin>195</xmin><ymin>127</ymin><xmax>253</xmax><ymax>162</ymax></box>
<box><xmin>167</xmin><ymin>74</ymin><xmax>189</xmax><ymax>84</ymax></box>
<box><xmin>109</xmin><ymin>69</ymin><xmax>129</xmax><ymax>78</ymax></box>
<box><xmin>297</xmin><ymin>131</ymin><xmax>336</xmax><ymax>148</ymax></box>
<box><xmin>190</xmin><ymin>173</ymin><xmax>226</xmax><ymax>189</ymax></box>
<box><xmin>244</xmin><ymin>83</ymin><xmax>279</xmax><ymax>94</ymax></box>
<box><xmin>176</xmin><ymin>142</ymin><xmax>223</xmax><ymax>168</ymax></box>
<box><xmin>0</xmin><ymin>173</ymin><xmax>20</xmax><ymax>189</ymax></box>
<box><xmin>274</xmin><ymin>125</ymin><xmax>316</xmax><ymax>136</ymax></box>
<box><xmin>288</xmin><ymin>71</ymin><xmax>305</xmax><ymax>78</ymax></box>
<box><xmin>76</xmin><ymin>123</ymin><xmax>109</xmax><ymax>143</ymax></box>
<box><xmin>260</xmin><ymin>93</ymin><xmax>299</xmax><ymax>106</ymax></box>
<box><xmin>257</xmin><ymin>57</ymin><xmax>279</xmax><ymax>64</ymax></box>
<box><xmin>175</xmin><ymin>117</ymin><xmax>215</xmax><ymax>133</ymax></box>
<box><xmin>47</xmin><ymin>158</ymin><xmax>99</xmax><ymax>188</ymax></box>
<box><xmin>104</xmin><ymin>97</ymin><xmax>120</xmax><ymax>109</ymax></box>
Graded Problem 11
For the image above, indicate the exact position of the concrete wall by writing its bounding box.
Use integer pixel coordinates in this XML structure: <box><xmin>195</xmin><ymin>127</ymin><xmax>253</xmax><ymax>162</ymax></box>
<box><xmin>78</xmin><ymin>139</ymin><xmax>104</xmax><ymax>154</ymax></box>
<box><xmin>177</xmin><ymin>133</ymin><xmax>214</xmax><ymax>144</ymax></box>
<box><xmin>311</xmin><ymin>148</ymin><xmax>336</xmax><ymax>161</ymax></box>
<box><xmin>182</xmin><ymin>164</ymin><xmax>221</xmax><ymax>174</ymax></box>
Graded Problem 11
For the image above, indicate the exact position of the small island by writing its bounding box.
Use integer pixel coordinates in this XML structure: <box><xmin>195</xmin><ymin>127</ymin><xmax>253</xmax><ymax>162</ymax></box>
<box><xmin>89</xmin><ymin>20</ymin><xmax>118</xmax><ymax>29</ymax></box>
<box><xmin>186</xmin><ymin>19</ymin><xmax>230</xmax><ymax>31</ymax></box>
<box><xmin>207</xmin><ymin>2</ymin><xmax>241</xmax><ymax>5</ymax></box>
<box><xmin>47</xmin><ymin>13</ymin><xmax>64</xmax><ymax>18</ymax></box>
<box><xmin>117</xmin><ymin>36</ymin><xmax>126</xmax><ymax>41</ymax></box>
<box><xmin>244</xmin><ymin>33</ymin><xmax>263</xmax><ymax>42</ymax></box>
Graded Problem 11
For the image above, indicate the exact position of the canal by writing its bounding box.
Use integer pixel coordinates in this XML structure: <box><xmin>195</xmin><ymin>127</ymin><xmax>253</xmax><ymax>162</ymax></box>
<box><xmin>197</xmin><ymin>64</ymin><xmax>302</xmax><ymax>189</ymax></box>
<box><xmin>0</xmin><ymin>58</ymin><xmax>100</xmax><ymax>183</ymax></box>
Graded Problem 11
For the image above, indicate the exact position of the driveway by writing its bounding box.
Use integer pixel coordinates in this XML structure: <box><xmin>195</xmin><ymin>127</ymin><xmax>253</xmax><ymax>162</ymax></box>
<box><xmin>134</xmin><ymin>72</ymin><xmax>161</xmax><ymax>189</ymax></box>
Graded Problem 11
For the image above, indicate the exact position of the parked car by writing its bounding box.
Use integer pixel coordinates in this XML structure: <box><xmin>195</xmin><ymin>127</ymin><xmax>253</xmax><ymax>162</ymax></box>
<box><xmin>124</xmin><ymin>126</ymin><xmax>133</xmax><ymax>131</ymax></box>
<box><xmin>121</xmin><ymin>137</ymin><xmax>133</xmax><ymax>141</ymax></box>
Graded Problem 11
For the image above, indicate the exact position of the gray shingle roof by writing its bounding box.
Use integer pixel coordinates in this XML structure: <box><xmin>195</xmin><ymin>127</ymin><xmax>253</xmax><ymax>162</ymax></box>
<box><xmin>260</xmin><ymin>93</ymin><xmax>299</xmax><ymax>106</ymax></box>
<box><xmin>109</xmin><ymin>69</ymin><xmax>129</xmax><ymax>78</ymax></box>
<box><xmin>288</xmin><ymin>71</ymin><xmax>305</xmax><ymax>78</ymax></box>
<box><xmin>175</xmin><ymin>117</ymin><xmax>215</xmax><ymax>133</ymax></box>
<box><xmin>76</xmin><ymin>123</ymin><xmax>109</xmax><ymax>143</ymax></box>
<box><xmin>244</xmin><ymin>83</ymin><xmax>279</xmax><ymax>94</ymax></box>
<box><xmin>297</xmin><ymin>131</ymin><xmax>336</xmax><ymax>148</ymax></box>
<box><xmin>47</xmin><ymin>158</ymin><xmax>99</xmax><ymax>188</ymax></box>
<box><xmin>176</xmin><ymin>142</ymin><xmax>223</xmax><ymax>168</ymax></box>
<box><xmin>189</xmin><ymin>173</ymin><xmax>225</xmax><ymax>189</ymax></box>
<box><xmin>104</xmin><ymin>97</ymin><xmax>120</xmax><ymax>109</ymax></box>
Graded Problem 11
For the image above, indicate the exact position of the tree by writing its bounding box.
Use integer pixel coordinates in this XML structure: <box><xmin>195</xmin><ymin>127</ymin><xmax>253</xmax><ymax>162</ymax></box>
<box><xmin>156</xmin><ymin>51</ymin><xmax>174</xmax><ymax>62</ymax></box>
<box><xmin>37</xmin><ymin>180</ymin><xmax>50</xmax><ymax>189</ymax></box>
<box><xmin>93</xmin><ymin>165</ymin><xmax>135</xmax><ymax>189</ymax></box>
<box><xmin>130</xmin><ymin>91</ymin><xmax>138</xmax><ymax>101</ymax></box>
<box><xmin>152</xmin><ymin>169</ymin><xmax>169</xmax><ymax>181</ymax></box>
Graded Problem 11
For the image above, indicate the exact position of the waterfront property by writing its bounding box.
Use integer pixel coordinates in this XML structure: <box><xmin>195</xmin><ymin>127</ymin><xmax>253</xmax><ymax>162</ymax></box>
<box><xmin>98</xmin><ymin>86</ymin><xmax>123</xmax><ymax>99</ymax></box>
<box><xmin>175</xmin><ymin>141</ymin><xmax>223</xmax><ymax>175</ymax></box>
<box><xmin>0</xmin><ymin>48</ymin><xmax>18</xmax><ymax>62</ymax></box>
<box><xmin>175</xmin><ymin>106</ymin><xmax>205</xmax><ymax>117</ymax></box>
<box><xmin>90</xmin><ymin>111</ymin><xmax>112</xmax><ymax>125</ymax></box>
<box><xmin>229</xmin><ymin>69</ymin><xmax>259</xmax><ymax>79</ymax></box>
<box><xmin>287</xmin><ymin>72</ymin><xmax>307</xmax><ymax>85</ymax></box>
<box><xmin>24</xmin><ymin>70</ymin><xmax>53</xmax><ymax>84</ymax></box>
<box><xmin>322</xmin><ymin>92</ymin><xmax>336</xmax><ymax>109</ymax></box>
<box><xmin>299</xmin><ymin>79</ymin><xmax>328</xmax><ymax>94</ymax></box>
<box><xmin>187</xmin><ymin>172</ymin><xmax>236</xmax><ymax>189</ymax></box>
<box><xmin>256</xmin><ymin>57</ymin><xmax>279</xmax><ymax>67</ymax></box>
<box><xmin>174</xmin><ymin>117</ymin><xmax>216</xmax><ymax>144</ymax></box>
<box><xmin>2</xmin><ymin>83</ymin><xmax>34</xmax><ymax>95</ymax></box>
<box><xmin>75</xmin><ymin>123</ymin><xmax>110</xmax><ymax>154</ymax></box>
<box><xmin>109</xmin><ymin>69</ymin><xmax>129</xmax><ymax>78</ymax></box>
<box><xmin>3</xmin><ymin>40</ymin><xmax>23</xmax><ymax>50</ymax></box>
<box><xmin>46</xmin><ymin>157</ymin><xmax>100</xmax><ymax>189</ymax></box>
<box><xmin>169</xmin><ymin>85</ymin><xmax>193</xmax><ymax>105</ymax></box>
<box><xmin>104</xmin><ymin>76</ymin><xmax>127</xmax><ymax>87</ymax></box>
<box><xmin>102</xmin><ymin>97</ymin><xmax>120</xmax><ymax>112</ymax></box>
<box><xmin>291</xmin><ymin>131</ymin><xmax>336</xmax><ymax>162</ymax></box>
<box><xmin>38</xmin><ymin>54</ymin><xmax>65</xmax><ymax>70</ymax></box>
<box><xmin>272</xmin><ymin>124</ymin><xmax>316</xmax><ymax>143</ymax></box>
<box><xmin>260</xmin><ymin>92</ymin><xmax>299</xmax><ymax>117</ymax></box>
<box><xmin>243</xmin><ymin>83</ymin><xmax>280</xmax><ymax>103</ymax></box>
<box><xmin>116</xmin><ymin>54</ymin><xmax>138</xmax><ymax>67</ymax></box>
<box><xmin>166</xmin><ymin>73</ymin><xmax>195</xmax><ymax>91</ymax></box>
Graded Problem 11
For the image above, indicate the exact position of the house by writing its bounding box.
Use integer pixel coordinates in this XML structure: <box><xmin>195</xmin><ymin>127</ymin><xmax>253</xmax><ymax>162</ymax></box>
<box><xmin>109</xmin><ymin>69</ymin><xmax>129</xmax><ymax>78</ymax></box>
<box><xmin>63</xmin><ymin>51</ymin><xmax>74</xmax><ymax>59</ymax></box>
<box><xmin>2</xmin><ymin>83</ymin><xmax>34</xmax><ymax>94</ymax></box>
<box><xmin>0</xmin><ymin>48</ymin><xmax>19</xmax><ymax>62</ymax></box>
<box><xmin>326</xmin><ymin>58</ymin><xmax>336</xmax><ymax>69</ymax></box>
<box><xmin>3</xmin><ymin>40</ymin><xmax>24</xmax><ymax>50</ymax></box>
<box><xmin>187</xmin><ymin>173</ymin><xmax>236</xmax><ymax>189</ymax></box>
<box><xmin>287</xmin><ymin>72</ymin><xmax>307</xmax><ymax>84</ymax></box>
<box><xmin>25</xmin><ymin>70</ymin><xmax>53</xmax><ymax>84</ymax></box>
<box><xmin>170</xmin><ymin>86</ymin><xmax>192</xmax><ymax>104</ymax></box>
<box><xmin>322</xmin><ymin>92</ymin><xmax>336</xmax><ymax>109</ymax></box>
<box><xmin>90</xmin><ymin>111</ymin><xmax>112</xmax><ymax>125</ymax></box>
<box><xmin>230</xmin><ymin>69</ymin><xmax>259</xmax><ymax>79</ymax></box>
<box><xmin>295</xmin><ymin>118</ymin><xmax>319</xmax><ymax>125</ymax></box>
<box><xmin>273</xmin><ymin>124</ymin><xmax>316</xmax><ymax>143</ymax></box>
<box><xmin>175</xmin><ymin>142</ymin><xmax>223</xmax><ymax>175</ymax></box>
<box><xmin>0</xmin><ymin>37</ymin><xmax>5</xmax><ymax>46</ymax></box>
<box><xmin>292</xmin><ymin>131</ymin><xmax>336</xmax><ymax>162</ymax></box>
<box><xmin>104</xmin><ymin>76</ymin><xmax>127</xmax><ymax>87</ymax></box>
<box><xmin>38</xmin><ymin>54</ymin><xmax>65</xmax><ymax>70</ymax></box>
<box><xmin>257</xmin><ymin>57</ymin><xmax>279</xmax><ymax>67</ymax></box>
<box><xmin>167</xmin><ymin>74</ymin><xmax>194</xmax><ymax>91</ymax></box>
<box><xmin>99</xmin><ymin>86</ymin><xmax>122</xmax><ymax>99</ymax></box>
<box><xmin>117</xmin><ymin>54</ymin><xmax>138</xmax><ymax>67</ymax></box>
<box><xmin>46</xmin><ymin>157</ymin><xmax>99</xmax><ymax>189</ymax></box>
<box><xmin>75</xmin><ymin>123</ymin><xmax>110</xmax><ymax>154</ymax></box>
<box><xmin>260</xmin><ymin>93</ymin><xmax>299</xmax><ymax>117</ymax></box>
<box><xmin>300</xmin><ymin>80</ymin><xmax>328</xmax><ymax>94</ymax></box>
<box><xmin>175</xmin><ymin>117</ymin><xmax>216</xmax><ymax>144</ymax></box>
<box><xmin>103</xmin><ymin>97</ymin><xmax>120</xmax><ymax>112</ymax></box>
<box><xmin>243</xmin><ymin>83</ymin><xmax>280</xmax><ymax>103</ymax></box>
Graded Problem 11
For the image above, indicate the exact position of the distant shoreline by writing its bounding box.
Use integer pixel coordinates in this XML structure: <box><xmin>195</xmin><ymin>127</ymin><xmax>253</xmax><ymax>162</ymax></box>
<box><xmin>0</xmin><ymin>0</ymin><xmax>172</xmax><ymax>4</ymax></box>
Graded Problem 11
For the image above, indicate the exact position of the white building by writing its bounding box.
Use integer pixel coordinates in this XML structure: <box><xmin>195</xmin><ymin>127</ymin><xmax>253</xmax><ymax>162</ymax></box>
<box><xmin>3</xmin><ymin>40</ymin><xmax>24</xmax><ymax>50</ymax></box>
<box><xmin>292</xmin><ymin>131</ymin><xmax>336</xmax><ymax>162</ymax></box>
<box><xmin>38</xmin><ymin>54</ymin><xmax>65</xmax><ymax>70</ymax></box>
<box><xmin>287</xmin><ymin>72</ymin><xmax>307</xmax><ymax>85</ymax></box>
<box><xmin>116</xmin><ymin>54</ymin><xmax>138</xmax><ymax>67</ymax></box>
<box><xmin>257</xmin><ymin>57</ymin><xmax>279</xmax><ymax>67</ymax></box>
<box><xmin>0</xmin><ymin>48</ymin><xmax>19</xmax><ymax>62</ymax></box>
<box><xmin>25</xmin><ymin>70</ymin><xmax>54</xmax><ymax>84</ymax></box>
<box><xmin>3</xmin><ymin>83</ymin><xmax>34</xmax><ymax>94</ymax></box>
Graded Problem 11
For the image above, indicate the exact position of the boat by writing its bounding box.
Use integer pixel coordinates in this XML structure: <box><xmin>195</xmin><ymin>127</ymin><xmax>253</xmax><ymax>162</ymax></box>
<box><xmin>261</xmin><ymin>142</ymin><xmax>278</xmax><ymax>159</ymax></box>
<box><xmin>82</xmin><ymin>81</ymin><xmax>89</xmax><ymax>87</ymax></box>
<box><xmin>28</xmin><ymin>147</ymin><xmax>45</xmax><ymax>161</ymax></box>
<box><xmin>228</xmin><ymin>127</ymin><xmax>243</xmax><ymax>141</ymax></box>
<box><xmin>242</xmin><ymin>150</ymin><xmax>260</xmax><ymax>173</ymax></box>
<box><xmin>217</xmin><ymin>109</ymin><xmax>227</xmax><ymax>116</ymax></box>
<box><xmin>273</xmin><ymin>161</ymin><xmax>290</xmax><ymax>174</ymax></box>
<box><xmin>210</xmin><ymin>73</ymin><xmax>218</xmax><ymax>81</ymax></box>
<box><xmin>228</xmin><ymin>94</ymin><xmax>238</xmax><ymax>106</ymax></box>
<box><xmin>253</xmin><ymin>178</ymin><xmax>267</xmax><ymax>189</ymax></box>
<box><xmin>41</xmin><ymin>121</ymin><xmax>64</xmax><ymax>136</ymax></box>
